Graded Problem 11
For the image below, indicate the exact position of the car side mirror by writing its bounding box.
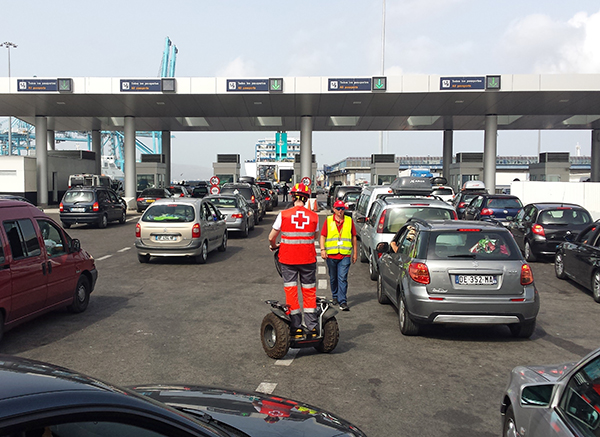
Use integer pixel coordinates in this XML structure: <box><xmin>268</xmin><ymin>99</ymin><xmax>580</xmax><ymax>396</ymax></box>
<box><xmin>520</xmin><ymin>384</ymin><xmax>554</xmax><ymax>407</ymax></box>
<box><xmin>220</xmin><ymin>214</ymin><xmax>225</xmax><ymax>221</ymax></box>
<box><xmin>356</xmin><ymin>216</ymin><xmax>367</xmax><ymax>224</ymax></box>
<box><xmin>376</xmin><ymin>242</ymin><xmax>389</xmax><ymax>253</ymax></box>
<box><xmin>69</xmin><ymin>238</ymin><xmax>81</xmax><ymax>252</ymax></box>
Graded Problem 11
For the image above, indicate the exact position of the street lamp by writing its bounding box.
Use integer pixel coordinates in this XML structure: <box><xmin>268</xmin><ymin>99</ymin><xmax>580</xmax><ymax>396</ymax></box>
<box><xmin>1</xmin><ymin>41</ymin><xmax>17</xmax><ymax>156</ymax></box>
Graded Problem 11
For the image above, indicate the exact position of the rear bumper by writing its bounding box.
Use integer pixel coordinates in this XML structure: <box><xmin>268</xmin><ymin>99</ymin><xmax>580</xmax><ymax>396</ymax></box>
<box><xmin>529</xmin><ymin>238</ymin><xmax>562</xmax><ymax>256</ymax></box>
<box><xmin>226</xmin><ymin>219</ymin><xmax>245</xmax><ymax>232</ymax></box>
<box><xmin>60</xmin><ymin>212</ymin><xmax>104</xmax><ymax>224</ymax></box>
<box><xmin>135</xmin><ymin>238</ymin><xmax>204</xmax><ymax>257</ymax></box>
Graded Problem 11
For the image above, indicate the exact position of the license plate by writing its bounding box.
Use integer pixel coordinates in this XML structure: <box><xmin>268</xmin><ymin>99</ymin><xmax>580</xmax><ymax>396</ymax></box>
<box><xmin>146</xmin><ymin>199</ymin><xmax>155</xmax><ymax>203</ymax></box>
<box><xmin>155</xmin><ymin>235</ymin><xmax>177</xmax><ymax>241</ymax></box>
<box><xmin>71</xmin><ymin>207</ymin><xmax>85</xmax><ymax>212</ymax></box>
<box><xmin>455</xmin><ymin>275</ymin><xmax>497</xmax><ymax>285</ymax></box>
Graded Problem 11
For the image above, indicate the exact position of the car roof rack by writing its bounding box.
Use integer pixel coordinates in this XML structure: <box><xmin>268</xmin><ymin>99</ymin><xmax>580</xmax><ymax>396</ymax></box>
<box><xmin>389</xmin><ymin>176</ymin><xmax>433</xmax><ymax>196</ymax></box>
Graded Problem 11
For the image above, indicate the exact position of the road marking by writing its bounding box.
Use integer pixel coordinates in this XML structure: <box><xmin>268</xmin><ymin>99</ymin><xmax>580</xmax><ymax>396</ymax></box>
<box><xmin>255</xmin><ymin>382</ymin><xmax>277</xmax><ymax>394</ymax></box>
<box><xmin>118</xmin><ymin>247</ymin><xmax>132</xmax><ymax>252</ymax></box>
<box><xmin>275</xmin><ymin>348</ymin><xmax>299</xmax><ymax>366</ymax></box>
<box><xmin>318</xmin><ymin>279</ymin><xmax>328</xmax><ymax>289</ymax></box>
<box><xmin>96</xmin><ymin>255</ymin><xmax>112</xmax><ymax>261</ymax></box>
<box><xmin>126</xmin><ymin>217</ymin><xmax>137</xmax><ymax>222</ymax></box>
<box><xmin>318</xmin><ymin>266</ymin><xmax>326</xmax><ymax>275</ymax></box>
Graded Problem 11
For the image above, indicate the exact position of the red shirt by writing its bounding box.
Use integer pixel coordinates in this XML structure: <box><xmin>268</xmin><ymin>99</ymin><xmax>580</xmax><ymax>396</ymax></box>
<box><xmin>321</xmin><ymin>215</ymin><xmax>356</xmax><ymax>259</ymax></box>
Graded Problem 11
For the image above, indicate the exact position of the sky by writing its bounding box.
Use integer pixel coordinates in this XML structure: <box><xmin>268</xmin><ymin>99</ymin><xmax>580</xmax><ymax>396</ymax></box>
<box><xmin>3</xmin><ymin>0</ymin><xmax>600</xmax><ymax>179</ymax></box>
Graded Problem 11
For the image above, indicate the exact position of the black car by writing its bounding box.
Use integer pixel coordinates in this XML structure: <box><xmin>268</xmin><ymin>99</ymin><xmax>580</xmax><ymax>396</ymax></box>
<box><xmin>191</xmin><ymin>185</ymin><xmax>209</xmax><ymax>198</ymax></box>
<box><xmin>451</xmin><ymin>190</ymin><xmax>487</xmax><ymax>219</ymax></box>
<box><xmin>509</xmin><ymin>202</ymin><xmax>593</xmax><ymax>261</ymax></box>
<box><xmin>257</xmin><ymin>181</ymin><xmax>279</xmax><ymax>207</ymax></box>
<box><xmin>462</xmin><ymin>193</ymin><xmax>523</xmax><ymax>224</ymax></box>
<box><xmin>60</xmin><ymin>186</ymin><xmax>126</xmax><ymax>229</ymax></box>
<box><xmin>327</xmin><ymin>181</ymin><xmax>343</xmax><ymax>206</ymax></box>
<box><xmin>555</xmin><ymin>220</ymin><xmax>600</xmax><ymax>303</ymax></box>
<box><xmin>0</xmin><ymin>355</ymin><xmax>366</xmax><ymax>437</ymax></box>
<box><xmin>331</xmin><ymin>185</ymin><xmax>362</xmax><ymax>211</ymax></box>
<box><xmin>220</xmin><ymin>182</ymin><xmax>265</xmax><ymax>222</ymax></box>
<box><xmin>136</xmin><ymin>187</ymin><xmax>172</xmax><ymax>213</ymax></box>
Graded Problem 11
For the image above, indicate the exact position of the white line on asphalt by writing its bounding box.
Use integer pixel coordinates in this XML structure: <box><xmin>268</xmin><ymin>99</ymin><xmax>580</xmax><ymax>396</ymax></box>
<box><xmin>96</xmin><ymin>255</ymin><xmax>112</xmax><ymax>261</ymax></box>
<box><xmin>118</xmin><ymin>247</ymin><xmax>132</xmax><ymax>252</ymax></box>
<box><xmin>126</xmin><ymin>217</ymin><xmax>137</xmax><ymax>222</ymax></box>
<box><xmin>255</xmin><ymin>382</ymin><xmax>278</xmax><ymax>394</ymax></box>
<box><xmin>318</xmin><ymin>266</ymin><xmax>326</xmax><ymax>275</ymax></box>
<box><xmin>318</xmin><ymin>279</ymin><xmax>328</xmax><ymax>289</ymax></box>
<box><xmin>275</xmin><ymin>348</ymin><xmax>299</xmax><ymax>366</ymax></box>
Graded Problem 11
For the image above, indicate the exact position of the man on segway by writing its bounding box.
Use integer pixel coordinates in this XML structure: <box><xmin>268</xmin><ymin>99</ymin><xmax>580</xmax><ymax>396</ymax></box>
<box><xmin>268</xmin><ymin>182</ymin><xmax>319</xmax><ymax>339</ymax></box>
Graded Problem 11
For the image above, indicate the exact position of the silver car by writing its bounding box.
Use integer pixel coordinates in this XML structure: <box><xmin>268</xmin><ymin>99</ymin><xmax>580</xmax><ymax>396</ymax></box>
<box><xmin>206</xmin><ymin>193</ymin><xmax>255</xmax><ymax>237</ymax></box>
<box><xmin>135</xmin><ymin>198</ymin><xmax>227</xmax><ymax>264</ymax></box>
<box><xmin>358</xmin><ymin>196</ymin><xmax>457</xmax><ymax>280</ymax></box>
<box><xmin>376</xmin><ymin>219</ymin><xmax>539</xmax><ymax>337</ymax></box>
<box><xmin>502</xmin><ymin>346</ymin><xmax>600</xmax><ymax>437</ymax></box>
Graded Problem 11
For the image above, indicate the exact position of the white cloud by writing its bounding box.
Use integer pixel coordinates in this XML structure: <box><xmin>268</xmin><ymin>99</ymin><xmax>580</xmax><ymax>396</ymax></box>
<box><xmin>217</xmin><ymin>57</ymin><xmax>257</xmax><ymax>77</ymax></box>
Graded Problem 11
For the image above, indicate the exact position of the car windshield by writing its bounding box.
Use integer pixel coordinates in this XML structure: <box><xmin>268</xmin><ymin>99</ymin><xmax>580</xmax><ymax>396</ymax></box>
<box><xmin>142</xmin><ymin>204</ymin><xmax>195</xmax><ymax>222</ymax></box>
<box><xmin>485</xmin><ymin>198</ymin><xmax>522</xmax><ymax>209</ymax></box>
<box><xmin>221</xmin><ymin>187</ymin><xmax>251</xmax><ymax>200</ymax></box>
<box><xmin>169</xmin><ymin>186</ymin><xmax>184</xmax><ymax>194</ymax></box>
<box><xmin>209</xmin><ymin>198</ymin><xmax>238</xmax><ymax>208</ymax></box>
<box><xmin>141</xmin><ymin>189</ymin><xmax>167</xmax><ymax>197</ymax></box>
<box><xmin>63</xmin><ymin>191</ymin><xmax>94</xmax><ymax>203</ymax></box>
<box><xmin>385</xmin><ymin>207</ymin><xmax>454</xmax><ymax>233</ymax></box>
<box><xmin>432</xmin><ymin>188</ymin><xmax>453</xmax><ymax>195</ymax></box>
<box><xmin>428</xmin><ymin>230</ymin><xmax>521</xmax><ymax>260</ymax></box>
<box><xmin>539</xmin><ymin>208</ymin><xmax>592</xmax><ymax>226</ymax></box>
<box><xmin>345</xmin><ymin>192</ymin><xmax>360</xmax><ymax>203</ymax></box>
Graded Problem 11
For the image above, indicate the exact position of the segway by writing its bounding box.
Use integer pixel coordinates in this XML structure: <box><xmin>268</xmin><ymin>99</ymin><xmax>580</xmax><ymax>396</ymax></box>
<box><xmin>261</xmin><ymin>249</ymin><xmax>340</xmax><ymax>359</ymax></box>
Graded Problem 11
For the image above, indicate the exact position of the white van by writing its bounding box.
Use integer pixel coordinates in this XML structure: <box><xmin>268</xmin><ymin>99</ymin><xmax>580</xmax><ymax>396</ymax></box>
<box><xmin>352</xmin><ymin>185</ymin><xmax>394</xmax><ymax>237</ymax></box>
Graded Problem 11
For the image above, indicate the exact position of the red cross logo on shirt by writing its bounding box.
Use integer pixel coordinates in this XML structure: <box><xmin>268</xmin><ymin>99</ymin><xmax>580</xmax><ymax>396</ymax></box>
<box><xmin>291</xmin><ymin>210</ymin><xmax>310</xmax><ymax>229</ymax></box>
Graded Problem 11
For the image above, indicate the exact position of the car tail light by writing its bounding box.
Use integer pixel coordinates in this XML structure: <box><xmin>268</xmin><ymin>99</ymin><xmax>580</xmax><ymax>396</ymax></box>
<box><xmin>59</xmin><ymin>202</ymin><xmax>64</xmax><ymax>212</ymax></box>
<box><xmin>179</xmin><ymin>193</ymin><xmax>184</xmax><ymax>197</ymax></box>
<box><xmin>266</xmin><ymin>196</ymin><xmax>271</xmax><ymax>201</ymax></box>
<box><xmin>532</xmin><ymin>224</ymin><xmax>545</xmax><ymax>236</ymax></box>
<box><xmin>137</xmin><ymin>198</ymin><xmax>143</xmax><ymax>202</ymax></box>
<box><xmin>192</xmin><ymin>223</ymin><xmax>201</xmax><ymax>238</ymax></box>
<box><xmin>93</xmin><ymin>202</ymin><xmax>99</xmax><ymax>212</ymax></box>
<box><xmin>520</xmin><ymin>264</ymin><xmax>534</xmax><ymax>285</ymax></box>
<box><xmin>451</xmin><ymin>210</ymin><xmax>458</xmax><ymax>220</ymax></box>
<box><xmin>458</xmin><ymin>228</ymin><xmax>481</xmax><ymax>232</ymax></box>
<box><xmin>409</xmin><ymin>262</ymin><xmax>430</xmax><ymax>284</ymax></box>
<box><xmin>231</xmin><ymin>213</ymin><xmax>243</xmax><ymax>218</ymax></box>
<box><xmin>376</xmin><ymin>209</ymin><xmax>387</xmax><ymax>233</ymax></box>
<box><xmin>251</xmin><ymin>195</ymin><xmax>256</xmax><ymax>203</ymax></box>
<box><xmin>135</xmin><ymin>223</ymin><xmax>141</xmax><ymax>238</ymax></box>
<box><xmin>458</xmin><ymin>202</ymin><xmax>466</xmax><ymax>209</ymax></box>
<box><xmin>480</xmin><ymin>208</ymin><xmax>493</xmax><ymax>216</ymax></box>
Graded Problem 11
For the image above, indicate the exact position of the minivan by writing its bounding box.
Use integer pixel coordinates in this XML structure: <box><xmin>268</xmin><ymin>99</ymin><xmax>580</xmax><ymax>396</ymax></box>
<box><xmin>0</xmin><ymin>200</ymin><xmax>97</xmax><ymax>342</ymax></box>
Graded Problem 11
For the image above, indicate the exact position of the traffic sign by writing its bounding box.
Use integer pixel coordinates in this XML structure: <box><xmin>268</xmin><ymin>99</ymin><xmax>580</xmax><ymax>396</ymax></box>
<box><xmin>269</xmin><ymin>78</ymin><xmax>283</xmax><ymax>93</ymax></box>
<box><xmin>301</xmin><ymin>176</ymin><xmax>312</xmax><ymax>187</ymax></box>
<box><xmin>372</xmin><ymin>77</ymin><xmax>387</xmax><ymax>91</ymax></box>
<box><xmin>210</xmin><ymin>176</ymin><xmax>220</xmax><ymax>186</ymax></box>
<box><xmin>210</xmin><ymin>185</ymin><xmax>220</xmax><ymax>195</ymax></box>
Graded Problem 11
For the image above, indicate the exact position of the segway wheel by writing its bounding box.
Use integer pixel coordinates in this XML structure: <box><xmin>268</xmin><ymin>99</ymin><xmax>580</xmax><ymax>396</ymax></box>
<box><xmin>314</xmin><ymin>317</ymin><xmax>339</xmax><ymax>354</ymax></box>
<box><xmin>261</xmin><ymin>313</ymin><xmax>291</xmax><ymax>359</ymax></box>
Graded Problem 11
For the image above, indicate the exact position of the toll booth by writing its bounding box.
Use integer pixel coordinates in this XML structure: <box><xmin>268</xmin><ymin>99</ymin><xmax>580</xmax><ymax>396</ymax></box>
<box><xmin>529</xmin><ymin>152</ymin><xmax>571</xmax><ymax>182</ymax></box>
<box><xmin>448</xmin><ymin>153</ymin><xmax>484</xmax><ymax>192</ymax></box>
<box><xmin>370</xmin><ymin>154</ymin><xmax>397</xmax><ymax>185</ymax></box>
<box><xmin>137</xmin><ymin>154</ymin><xmax>167</xmax><ymax>193</ymax></box>
<box><xmin>212</xmin><ymin>154</ymin><xmax>240</xmax><ymax>185</ymax></box>
<box><xmin>293</xmin><ymin>154</ymin><xmax>317</xmax><ymax>188</ymax></box>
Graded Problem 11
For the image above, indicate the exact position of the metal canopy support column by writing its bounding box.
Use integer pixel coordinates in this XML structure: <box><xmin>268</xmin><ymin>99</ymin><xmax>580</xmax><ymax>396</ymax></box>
<box><xmin>592</xmin><ymin>130</ymin><xmax>600</xmax><ymax>182</ymax></box>
<box><xmin>92</xmin><ymin>130</ymin><xmax>102</xmax><ymax>175</ymax></box>
<box><xmin>300</xmin><ymin>116</ymin><xmax>313</xmax><ymax>188</ymax></box>
<box><xmin>35</xmin><ymin>116</ymin><xmax>48</xmax><ymax>207</ymax></box>
<box><xmin>124</xmin><ymin>117</ymin><xmax>136</xmax><ymax>199</ymax></box>
<box><xmin>443</xmin><ymin>130</ymin><xmax>453</xmax><ymax>179</ymax></box>
<box><xmin>47</xmin><ymin>130</ymin><xmax>55</xmax><ymax>151</ymax></box>
<box><xmin>162</xmin><ymin>130</ymin><xmax>171</xmax><ymax>185</ymax></box>
<box><xmin>483</xmin><ymin>115</ymin><xmax>498</xmax><ymax>193</ymax></box>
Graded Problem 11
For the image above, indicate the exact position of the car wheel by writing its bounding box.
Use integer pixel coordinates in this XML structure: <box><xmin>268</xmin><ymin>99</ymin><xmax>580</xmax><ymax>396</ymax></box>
<box><xmin>359</xmin><ymin>242</ymin><xmax>368</xmax><ymax>263</ymax></box>
<box><xmin>195</xmin><ymin>241</ymin><xmax>208</xmax><ymax>264</ymax></box>
<box><xmin>62</xmin><ymin>222</ymin><xmax>71</xmax><ymax>229</ymax></box>
<box><xmin>261</xmin><ymin>312</ymin><xmax>290</xmax><ymax>359</ymax></box>
<box><xmin>368</xmin><ymin>251</ymin><xmax>378</xmax><ymax>281</ymax></box>
<box><xmin>0</xmin><ymin>312</ymin><xmax>4</xmax><ymax>343</ymax></box>
<box><xmin>137</xmin><ymin>253</ymin><xmax>150</xmax><ymax>263</ymax></box>
<box><xmin>242</xmin><ymin>221</ymin><xmax>249</xmax><ymax>238</ymax></box>
<box><xmin>592</xmin><ymin>270</ymin><xmax>600</xmax><ymax>303</ymax></box>
<box><xmin>67</xmin><ymin>276</ymin><xmax>90</xmax><ymax>313</ymax></box>
<box><xmin>502</xmin><ymin>404</ymin><xmax>517</xmax><ymax>437</ymax></box>
<box><xmin>250</xmin><ymin>215</ymin><xmax>256</xmax><ymax>230</ymax></box>
<box><xmin>555</xmin><ymin>252</ymin><xmax>566</xmax><ymax>279</ymax></box>
<box><xmin>399</xmin><ymin>294</ymin><xmax>420</xmax><ymax>336</ymax></box>
<box><xmin>137</xmin><ymin>208</ymin><xmax>142</xmax><ymax>213</ymax></box>
<box><xmin>377</xmin><ymin>274</ymin><xmax>390</xmax><ymax>304</ymax></box>
<box><xmin>509</xmin><ymin>318</ymin><xmax>536</xmax><ymax>338</ymax></box>
<box><xmin>218</xmin><ymin>232</ymin><xmax>227</xmax><ymax>252</ymax></box>
<box><xmin>98</xmin><ymin>214</ymin><xmax>108</xmax><ymax>229</ymax></box>
<box><xmin>314</xmin><ymin>317</ymin><xmax>339</xmax><ymax>354</ymax></box>
<box><xmin>119</xmin><ymin>210</ymin><xmax>126</xmax><ymax>224</ymax></box>
<box><xmin>524</xmin><ymin>241</ymin><xmax>537</xmax><ymax>262</ymax></box>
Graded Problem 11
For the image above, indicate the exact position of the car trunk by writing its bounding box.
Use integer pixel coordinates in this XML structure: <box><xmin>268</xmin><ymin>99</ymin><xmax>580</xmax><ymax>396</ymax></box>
<box><xmin>140</xmin><ymin>221</ymin><xmax>195</xmax><ymax>247</ymax></box>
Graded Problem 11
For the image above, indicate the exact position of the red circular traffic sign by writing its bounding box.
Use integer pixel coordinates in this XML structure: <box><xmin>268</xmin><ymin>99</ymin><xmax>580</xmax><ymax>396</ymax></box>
<box><xmin>210</xmin><ymin>176</ymin><xmax>220</xmax><ymax>186</ymax></box>
<box><xmin>210</xmin><ymin>185</ymin><xmax>220</xmax><ymax>195</ymax></box>
<box><xmin>301</xmin><ymin>176</ymin><xmax>312</xmax><ymax>186</ymax></box>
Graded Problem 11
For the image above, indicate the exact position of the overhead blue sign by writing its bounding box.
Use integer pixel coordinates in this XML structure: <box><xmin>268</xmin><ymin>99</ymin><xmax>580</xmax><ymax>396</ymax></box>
<box><xmin>227</xmin><ymin>79</ymin><xmax>269</xmax><ymax>92</ymax></box>
<box><xmin>440</xmin><ymin>77</ymin><xmax>485</xmax><ymax>90</ymax></box>
<box><xmin>120</xmin><ymin>80</ymin><xmax>162</xmax><ymax>92</ymax></box>
<box><xmin>328</xmin><ymin>78</ymin><xmax>372</xmax><ymax>91</ymax></box>
<box><xmin>18</xmin><ymin>79</ymin><xmax>58</xmax><ymax>92</ymax></box>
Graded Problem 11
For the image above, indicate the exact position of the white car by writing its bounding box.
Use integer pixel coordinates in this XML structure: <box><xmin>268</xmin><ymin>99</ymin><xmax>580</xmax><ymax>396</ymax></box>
<box><xmin>431</xmin><ymin>185</ymin><xmax>455</xmax><ymax>203</ymax></box>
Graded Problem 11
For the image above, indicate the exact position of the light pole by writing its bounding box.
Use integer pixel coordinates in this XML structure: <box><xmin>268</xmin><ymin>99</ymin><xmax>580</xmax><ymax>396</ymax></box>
<box><xmin>378</xmin><ymin>0</ymin><xmax>386</xmax><ymax>154</ymax></box>
<box><xmin>1</xmin><ymin>41</ymin><xmax>17</xmax><ymax>156</ymax></box>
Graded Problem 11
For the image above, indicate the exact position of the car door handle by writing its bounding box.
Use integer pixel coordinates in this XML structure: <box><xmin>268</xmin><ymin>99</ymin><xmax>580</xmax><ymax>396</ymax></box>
<box><xmin>41</xmin><ymin>262</ymin><xmax>46</xmax><ymax>275</ymax></box>
<box><xmin>47</xmin><ymin>261</ymin><xmax>52</xmax><ymax>274</ymax></box>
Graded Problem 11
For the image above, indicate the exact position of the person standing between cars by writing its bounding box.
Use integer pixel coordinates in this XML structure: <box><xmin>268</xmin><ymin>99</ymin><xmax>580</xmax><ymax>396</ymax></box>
<box><xmin>268</xmin><ymin>183</ymin><xmax>320</xmax><ymax>338</ymax></box>
<box><xmin>282</xmin><ymin>182</ymin><xmax>289</xmax><ymax>203</ymax></box>
<box><xmin>320</xmin><ymin>200</ymin><xmax>357</xmax><ymax>311</ymax></box>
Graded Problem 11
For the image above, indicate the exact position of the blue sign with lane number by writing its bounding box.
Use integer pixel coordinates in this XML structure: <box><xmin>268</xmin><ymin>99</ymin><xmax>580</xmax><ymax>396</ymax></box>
<box><xmin>440</xmin><ymin>77</ymin><xmax>485</xmax><ymax>90</ymax></box>
<box><xmin>227</xmin><ymin>79</ymin><xmax>269</xmax><ymax>92</ymax></box>
<box><xmin>120</xmin><ymin>80</ymin><xmax>162</xmax><ymax>92</ymax></box>
<box><xmin>18</xmin><ymin>79</ymin><xmax>58</xmax><ymax>92</ymax></box>
<box><xmin>328</xmin><ymin>78</ymin><xmax>372</xmax><ymax>91</ymax></box>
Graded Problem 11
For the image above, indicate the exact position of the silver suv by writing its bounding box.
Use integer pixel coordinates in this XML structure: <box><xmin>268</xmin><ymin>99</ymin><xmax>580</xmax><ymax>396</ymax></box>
<box><xmin>358</xmin><ymin>196</ymin><xmax>457</xmax><ymax>280</ymax></box>
<box><xmin>376</xmin><ymin>219</ymin><xmax>539</xmax><ymax>337</ymax></box>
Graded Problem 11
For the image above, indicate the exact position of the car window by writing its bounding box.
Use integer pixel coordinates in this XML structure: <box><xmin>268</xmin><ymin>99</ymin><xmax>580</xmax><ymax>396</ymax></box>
<box><xmin>523</xmin><ymin>205</ymin><xmax>536</xmax><ymax>222</ymax></box>
<box><xmin>486</xmin><ymin>198</ymin><xmax>522</xmax><ymax>209</ymax></box>
<box><xmin>63</xmin><ymin>191</ymin><xmax>94</xmax><ymax>203</ymax></box>
<box><xmin>429</xmin><ymin>230</ymin><xmax>520</xmax><ymax>260</ymax></box>
<box><xmin>471</xmin><ymin>196</ymin><xmax>484</xmax><ymax>208</ymax></box>
<box><xmin>539</xmin><ymin>208</ymin><xmax>592</xmax><ymax>226</ymax></box>
<box><xmin>397</xmin><ymin>225</ymin><xmax>417</xmax><ymax>255</ymax></box>
<box><xmin>37</xmin><ymin>220</ymin><xmax>66</xmax><ymax>257</ymax></box>
<box><xmin>201</xmin><ymin>203</ymin><xmax>213</xmax><ymax>221</ymax></box>
<box><xmin>207</xmin><ymin>202</ymin><xmax>220</xmax><ymax>218</ymax></box>
<box><xmin>385</xmin><ymin>207</ymin><xmax>453</xmax><ymax>233</ymax></box>
<box><xmin>108</xmin><ymin>191</ymin><xmax>119</xmax><ymax>203</ymax></box>
<box><xmin>142</xmin><ymin>189</ymin><xmax>167</xmax><ymax>197</ymax></box>
<box><xmin>142</xmin><ymin>204</ymin><xmax>195</xmax><ymax>223</ymax></box>
<box><xmin>345</xmin><ymin>192</ymin><xmax>361</xmax><ymax>203</ymax></box>
<box><xmin>577</xmin><ymin>225</ymin><xmax>597</xmax><ymax>245</ymax></box>
<box><xmin>209</xmin><ymin>197</ymin><xmax>237</xmax><ymax>208</ymax></box>
<box><xmin>432</xmin><ymin>188</ymin><xmax>453</xmax><ymax>195</ymax></box>
<box><xmin>3</xmin><ymin>219</ymin><xmax>42</xmax><ymax>259</ymax></box>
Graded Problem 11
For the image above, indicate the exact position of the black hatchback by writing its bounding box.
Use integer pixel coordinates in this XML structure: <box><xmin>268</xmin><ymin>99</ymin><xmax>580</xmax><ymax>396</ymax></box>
<box><xmin>60</xmin><ymin>186</ymin><xmax>126</xmax><ymax>229</ymax></box>
<box><xmin>462</xmin><ymin>194</ymin><xmax>523</xmax><ymax>224</ymax></box>
<box><xmin>508</xmin><ymin>202</ymin><xmax>593</xmax><ymax>261</ymax></box>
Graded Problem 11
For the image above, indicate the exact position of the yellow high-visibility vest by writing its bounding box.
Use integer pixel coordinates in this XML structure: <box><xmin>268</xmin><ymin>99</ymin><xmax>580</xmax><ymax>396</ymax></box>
<box><xmin>324</xmin><ymin>216</ymin><xmax>353</xmax><ymax>255</ymax></box>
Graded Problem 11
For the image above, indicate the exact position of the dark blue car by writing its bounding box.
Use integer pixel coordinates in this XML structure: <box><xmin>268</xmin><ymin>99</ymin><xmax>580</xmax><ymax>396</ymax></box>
<box><xmin>462</xmin><ymin>194</ymin><xmax>523</xmax><ymax>225</ymax></box>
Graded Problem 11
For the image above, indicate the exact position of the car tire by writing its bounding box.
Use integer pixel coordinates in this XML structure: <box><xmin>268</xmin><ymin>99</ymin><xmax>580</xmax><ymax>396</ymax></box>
<box><xmin>592</xmin><ymin>270</ymin><xmax>600</xmax><ymax>303</ymax></box>
<box><xmin>502</xmin><ymin>404</ymin><xmax>517</xmax><ymax>437</ymax></box>
<box><xmin>67</xmin><ymin>276</ymin><xmax>90</xmax><ymax>314</ymax></box>
<box><xmin>0</xmin><ymin>312</ymin><xmax>4</xmax><ymax>343</ymax></box>
<box><xmin>399</xmin><ymin>294</ymin><xmax>420</xmax><ymax>336</ymax></box>
<box><xmin>250</xmin><ymin>215</ymin><xmax>255</xmax><ymax>230</ymax></box>
<box><xmin>555</xmin><ymin>252</ymin><xmax>567</xmax><ymax>279</ymax></box>
<box><xmin>137</xmin><ymin>208</ymin><xmax>142</xmax><ymax>213</ymax></box>
<box><xmin>137</xmin><ymin>253</ymin><xmax>150</xmax><ymax>263</ymax></box>
<box><xmin>98</xmin><ymin>214</ymin><xmax>108</xmax><ymax>229</ymax></box>
<box><xmin>242</xmin><ymin>221</ymin><xmax>249</xmax><ymax>238</ymax></box>
<box><xmin>509</xmin><ymin>318</ymin><xmax>536</xmax><ymax>338</ymax></box>
<box><xmin>314</xmin><ymin>317</ymin><xmax>339</xmax><ymax>354</ymax></box>
<box><xmin>377</xmin><ymin>274</ymin><xmax>391</xmax><ymax>304</ymax></box>
<box><xmin>218</xmin><ymin>232</ymin><xmax>227</xmax><ymax>252</ymax></box>
<box><xmin>369</xmin><ymin>251</ymin><xmax>378</xmax><ymax>281</ymax></box>
<box><xmin>524</xmin><ymin>241</ymin><xmax>537</xmax><ymax>262</ymax></box>
<box><xmin>195</xmin><ymin>241</ymin><xmax>208</xmax><ymax>264</ymax></box>
<box><xmin>62</xmin><ymin>222</ymin><xmax>71</xmax><ymax>229</ymax></box>
<box><xmin>359</xmin><ymin>243</ymin><xmax>368</xmax><ymax>263</ymax></box>
<box><xmin>119</xmin><ymin>210</ymin><xmax>126</xmax><ymax>224</ymax></box>
<box><xmin>261</xmin><ymin>312</ymin><xmax>290</xmax><ymax>359</ymax></box>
